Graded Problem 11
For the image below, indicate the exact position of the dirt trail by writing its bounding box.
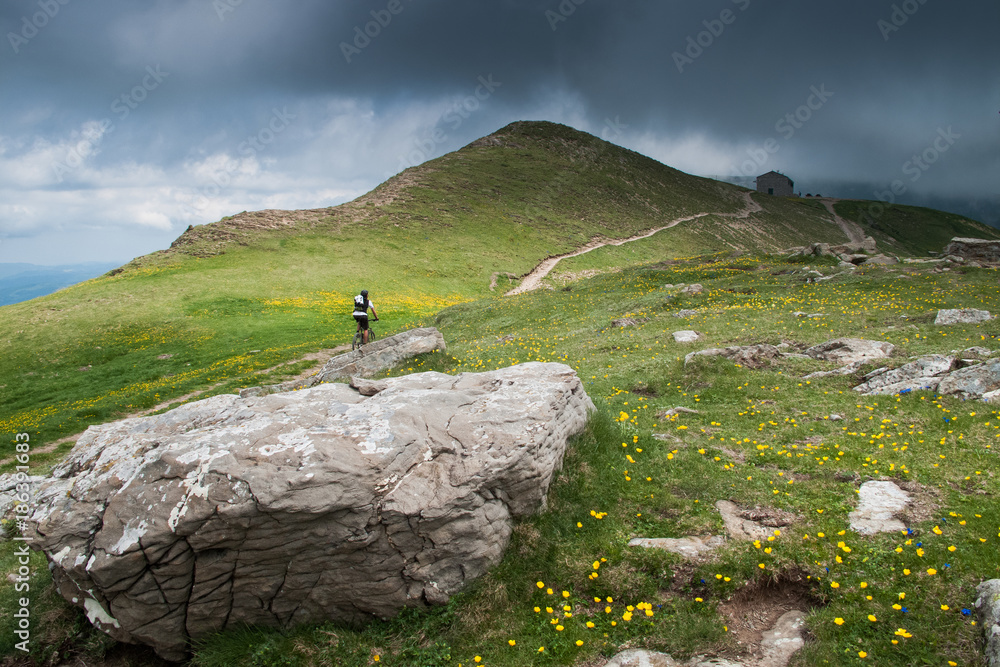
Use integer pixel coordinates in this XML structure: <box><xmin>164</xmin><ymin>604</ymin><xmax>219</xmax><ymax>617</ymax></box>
<box><xmin>506</xmin><ymin>192</ymin><xmax>760</xmax><ymax>296</ymax></box>
<box><xmin>821</xmin><ymin>198</ymin><xmax>866</xmax><ymax>243</ymax></box>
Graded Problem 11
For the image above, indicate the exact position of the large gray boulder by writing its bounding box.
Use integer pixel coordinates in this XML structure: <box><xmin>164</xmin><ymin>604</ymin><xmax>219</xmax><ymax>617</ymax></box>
<box><xmin>29</xmin><ymin>362</ymin><xmax>594</xmax><ymax>660</ymax></box>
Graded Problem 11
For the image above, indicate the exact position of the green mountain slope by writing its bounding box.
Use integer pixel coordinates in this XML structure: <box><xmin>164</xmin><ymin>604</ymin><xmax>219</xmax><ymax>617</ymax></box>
<box><xmin>0</xmin><ymin>121</ymin><xmax>995</xmax><ymax>454</ymax></box>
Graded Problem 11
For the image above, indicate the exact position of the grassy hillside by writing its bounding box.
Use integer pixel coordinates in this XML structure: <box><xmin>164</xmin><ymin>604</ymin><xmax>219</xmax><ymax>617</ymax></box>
<box><xmin>7</xmin><ymin>251</ymin><xmax>1000</xmax><ymax>666</ymax></box>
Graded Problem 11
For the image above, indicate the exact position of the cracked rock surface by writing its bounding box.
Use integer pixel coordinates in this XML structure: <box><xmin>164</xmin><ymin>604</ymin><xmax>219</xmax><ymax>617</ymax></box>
<box><xmin>29</xmin><ymin>362</ymin><xmax>594</xmax><ymax>660</ymax></box>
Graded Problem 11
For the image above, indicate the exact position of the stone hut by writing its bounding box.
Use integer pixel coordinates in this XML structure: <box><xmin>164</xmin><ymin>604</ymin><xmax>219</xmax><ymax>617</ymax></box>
<box><xmin>755</xmin><ymin>171</ymin><xmax>794</xmax><ymax>196</ymax></box>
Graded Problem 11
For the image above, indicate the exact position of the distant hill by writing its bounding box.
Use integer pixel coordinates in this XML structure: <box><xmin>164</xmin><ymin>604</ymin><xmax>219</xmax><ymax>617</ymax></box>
<box><xmin>0</xmin><ymin>262</ymin><xmax>122</xmax><ymax>306</ymax></box>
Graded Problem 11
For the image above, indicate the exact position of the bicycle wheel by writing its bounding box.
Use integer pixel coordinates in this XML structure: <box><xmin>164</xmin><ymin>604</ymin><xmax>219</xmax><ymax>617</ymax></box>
<box><xmin>367</xmin><ymin>326</ymin><xmax>377</xmax><ymax>344</ymax></box>
<box><xmin>352</xmin><ymin>330</ymin><xmax>363</xmax><ymax>351</ymax></box>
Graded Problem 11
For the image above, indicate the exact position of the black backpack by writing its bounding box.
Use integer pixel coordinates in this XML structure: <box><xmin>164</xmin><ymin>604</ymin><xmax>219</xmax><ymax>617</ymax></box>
<box><xmin>353</xmin><ymin>295</ymin><xmax>368</xmax><ymax>314</ymax></box>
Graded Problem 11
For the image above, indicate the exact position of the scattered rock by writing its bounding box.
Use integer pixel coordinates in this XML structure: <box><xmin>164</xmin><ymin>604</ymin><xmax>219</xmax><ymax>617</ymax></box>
<box><xmin>612</xmin><ymin>317</ymin><xmax>647</xmax><ymax>328</ymax></box>
<box><xmin>803</xmin><ymin>360</ymin><xmax>865</xmax><ymax>379</ymax></box>
<box><xmin>935</xmin><ymin>309</ymin><xmax>992</xmax><ymax>325</ymax></box>
<box><xmin>849</xmin><ymin>481</ymin><xmax>910</xmax><ymax>534</ymax></box>
<box><xmin>28</xmin><ymin>362</ymin><xmax>594</xmax><ymax>660</ymax></box>
<box><xmin>863</xmin><ymin>254</ymin><xmax>898</xmax><ymax>265</ymax></box>
<box><xmin>349</xmin><ymin>376</ymin><xmax>388</xmax><ymax>396</ymax></box>
<box><xmin>659</xmin><ymin>406</ymin><xmax>700</xmax><ymax>417</ymax></box>
<box><xmin>628</xmin><ymin>535</ymin><xmax>726</xmax><ymax>560</ymax></box>
<box><xmin>805</xmin><ymin>338</ymin><xmax>894</xmax><ymax>366</ymax></box>
<box><xmin>77</xmin><ymin>365</ymin><xmax>91</xmax><ymax>372</ymax></box>
<box><xmin>675</xmin><ymin>309</ymin><xmax>699</xmax><ymax>318</ymax></box>
<box><xmin>853</xmin><ymin>355</ymin><xmax>958</xmax><ymax>395</ymax></box>
<box><xmin>715</xmin><ymin>501</ymin><xmax>790</xmax><ymax>541</ymax></box>
<box><xmin>962</xmin><ymin>346</ymin><xmax>993</xmax><ymax>358</ymax></box>
<box><xmin>829</xmin><ymin>414</ymin><xmax>843</xmax><ymax>421</ymax></box>
<box><xmin>673</xmin><ymin>330</ymin><xmax>701</xmax><ymax>343</ymax></box>
<box><xmin>685</xmin><ymin>345</ymin><xmax>781</xmax><ymax>369</ymax></box>
<box><xmin>603</xmin><ymin>650</ymin><xmax>741</xmax><ymax>667</ymax></box>
<box><xmin>241</xmin><ymin>327</ymin><xmax>446</xmax><ymax>397</ymax></box>
<box><xmin>681</xmin><ymin>284</ymin><xmax>704</xmax><ymax>295</ymax></box>
<box><xmin>974</xmin><ymin>579</ymin><xmax>1000</xmax><ymax>667</ymax></box>
<box><xmin>157</xmin><ymin>354</ymin><xmax>174</xmax><ymax>360</ymax></box>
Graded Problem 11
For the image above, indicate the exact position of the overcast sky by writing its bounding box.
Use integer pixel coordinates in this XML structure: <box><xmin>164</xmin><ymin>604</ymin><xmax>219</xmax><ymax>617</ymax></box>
<box><xmin>1</xmin><ymin>0</ymin><xmax>997</xmax><ymax>265</ymax></box>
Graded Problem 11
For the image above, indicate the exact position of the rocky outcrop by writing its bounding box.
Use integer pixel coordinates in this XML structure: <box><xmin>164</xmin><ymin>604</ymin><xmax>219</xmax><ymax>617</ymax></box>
<box><xmin>241</xmin><ymin>327</ymin><xmax>446</xmax><ymax>397</ymax></box>
<box><xmin>944</xmin><ymin>238</ymin><xmax>1000</xmax><ymax>264</ymax></box>
<box><xmin>29</xmin><ymin>362</ymin><xmax>594</xmax><ymax>660</ymax></box>
<box><xmin>853</xmin><ymin>355</ymin><xmax>958</xmax><ymax>395</ymax></box>
<box><xmin>805</xmin><ymin>338</ymin><xmax>894</xmax><ymax>366</ymax></box>
<box><xmin>850</xmin><ymin>354</ymin><xmax>1000</xmax><ymax>399</ymax></box>
<box><xmin>685</xmin><ymin>344</ymin><xmax>781</xmax><ymax>369</ymax></box>
<box><xmin>784</xmin><ymin>238</ymin><xmax>878</xmax><ymax>260</ymax></box>
<box><xmin>935</xmin><ymin>309</ymin><xmax>992</xmax><ymax>325</ymax></box>
<box><xmin>937</xmin><ymin>359</ymin><xmax>1000</xmax><ymax>398</ymax></box>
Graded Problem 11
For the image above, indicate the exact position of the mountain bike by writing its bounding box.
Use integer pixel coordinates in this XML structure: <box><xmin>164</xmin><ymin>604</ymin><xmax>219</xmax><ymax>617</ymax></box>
<box><xmin>352</xmin><ymin>318</ymin><xmax>378</xmax><ymax>351</ymax></box>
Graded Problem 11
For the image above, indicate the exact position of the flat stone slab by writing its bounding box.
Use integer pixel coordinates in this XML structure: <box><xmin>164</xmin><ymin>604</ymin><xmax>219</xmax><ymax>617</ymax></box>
<box><xmin>628</xmin><ymin>535</ymin><xmax>726</xmax><ymax>560</ymax></box>
<box><xmin>759</xmin><ymin>610</ymin><xmax>807</xmax><ymax>666</ymax></box>
<box><xmin>849</xmin><ymin>481</ymin><xmax>910</xmax><ymax>534</ymax></box>
<box><xmin>935</xmin><ymin>309</ymin><xmax>992</xmax><ymax>325</ymax></box>
<box><xmin>673</xmin><ymin>330</ymin><xmax>701</xmax><ymax>343</ymax></box>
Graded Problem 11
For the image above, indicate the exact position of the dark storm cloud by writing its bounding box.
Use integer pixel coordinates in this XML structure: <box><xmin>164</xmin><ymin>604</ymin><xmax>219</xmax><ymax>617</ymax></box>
<box><xmin>1</xmin><ymin>0</ymin><xmax>997</xmax><ymax>263</ymax></box>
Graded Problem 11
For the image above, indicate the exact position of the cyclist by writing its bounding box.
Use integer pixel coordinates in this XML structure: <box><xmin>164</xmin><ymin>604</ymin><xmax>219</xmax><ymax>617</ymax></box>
<box><xmin>352</xmin><ymin>289</ymin><xmax>379</xmax><ymax>345</ymax></box>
